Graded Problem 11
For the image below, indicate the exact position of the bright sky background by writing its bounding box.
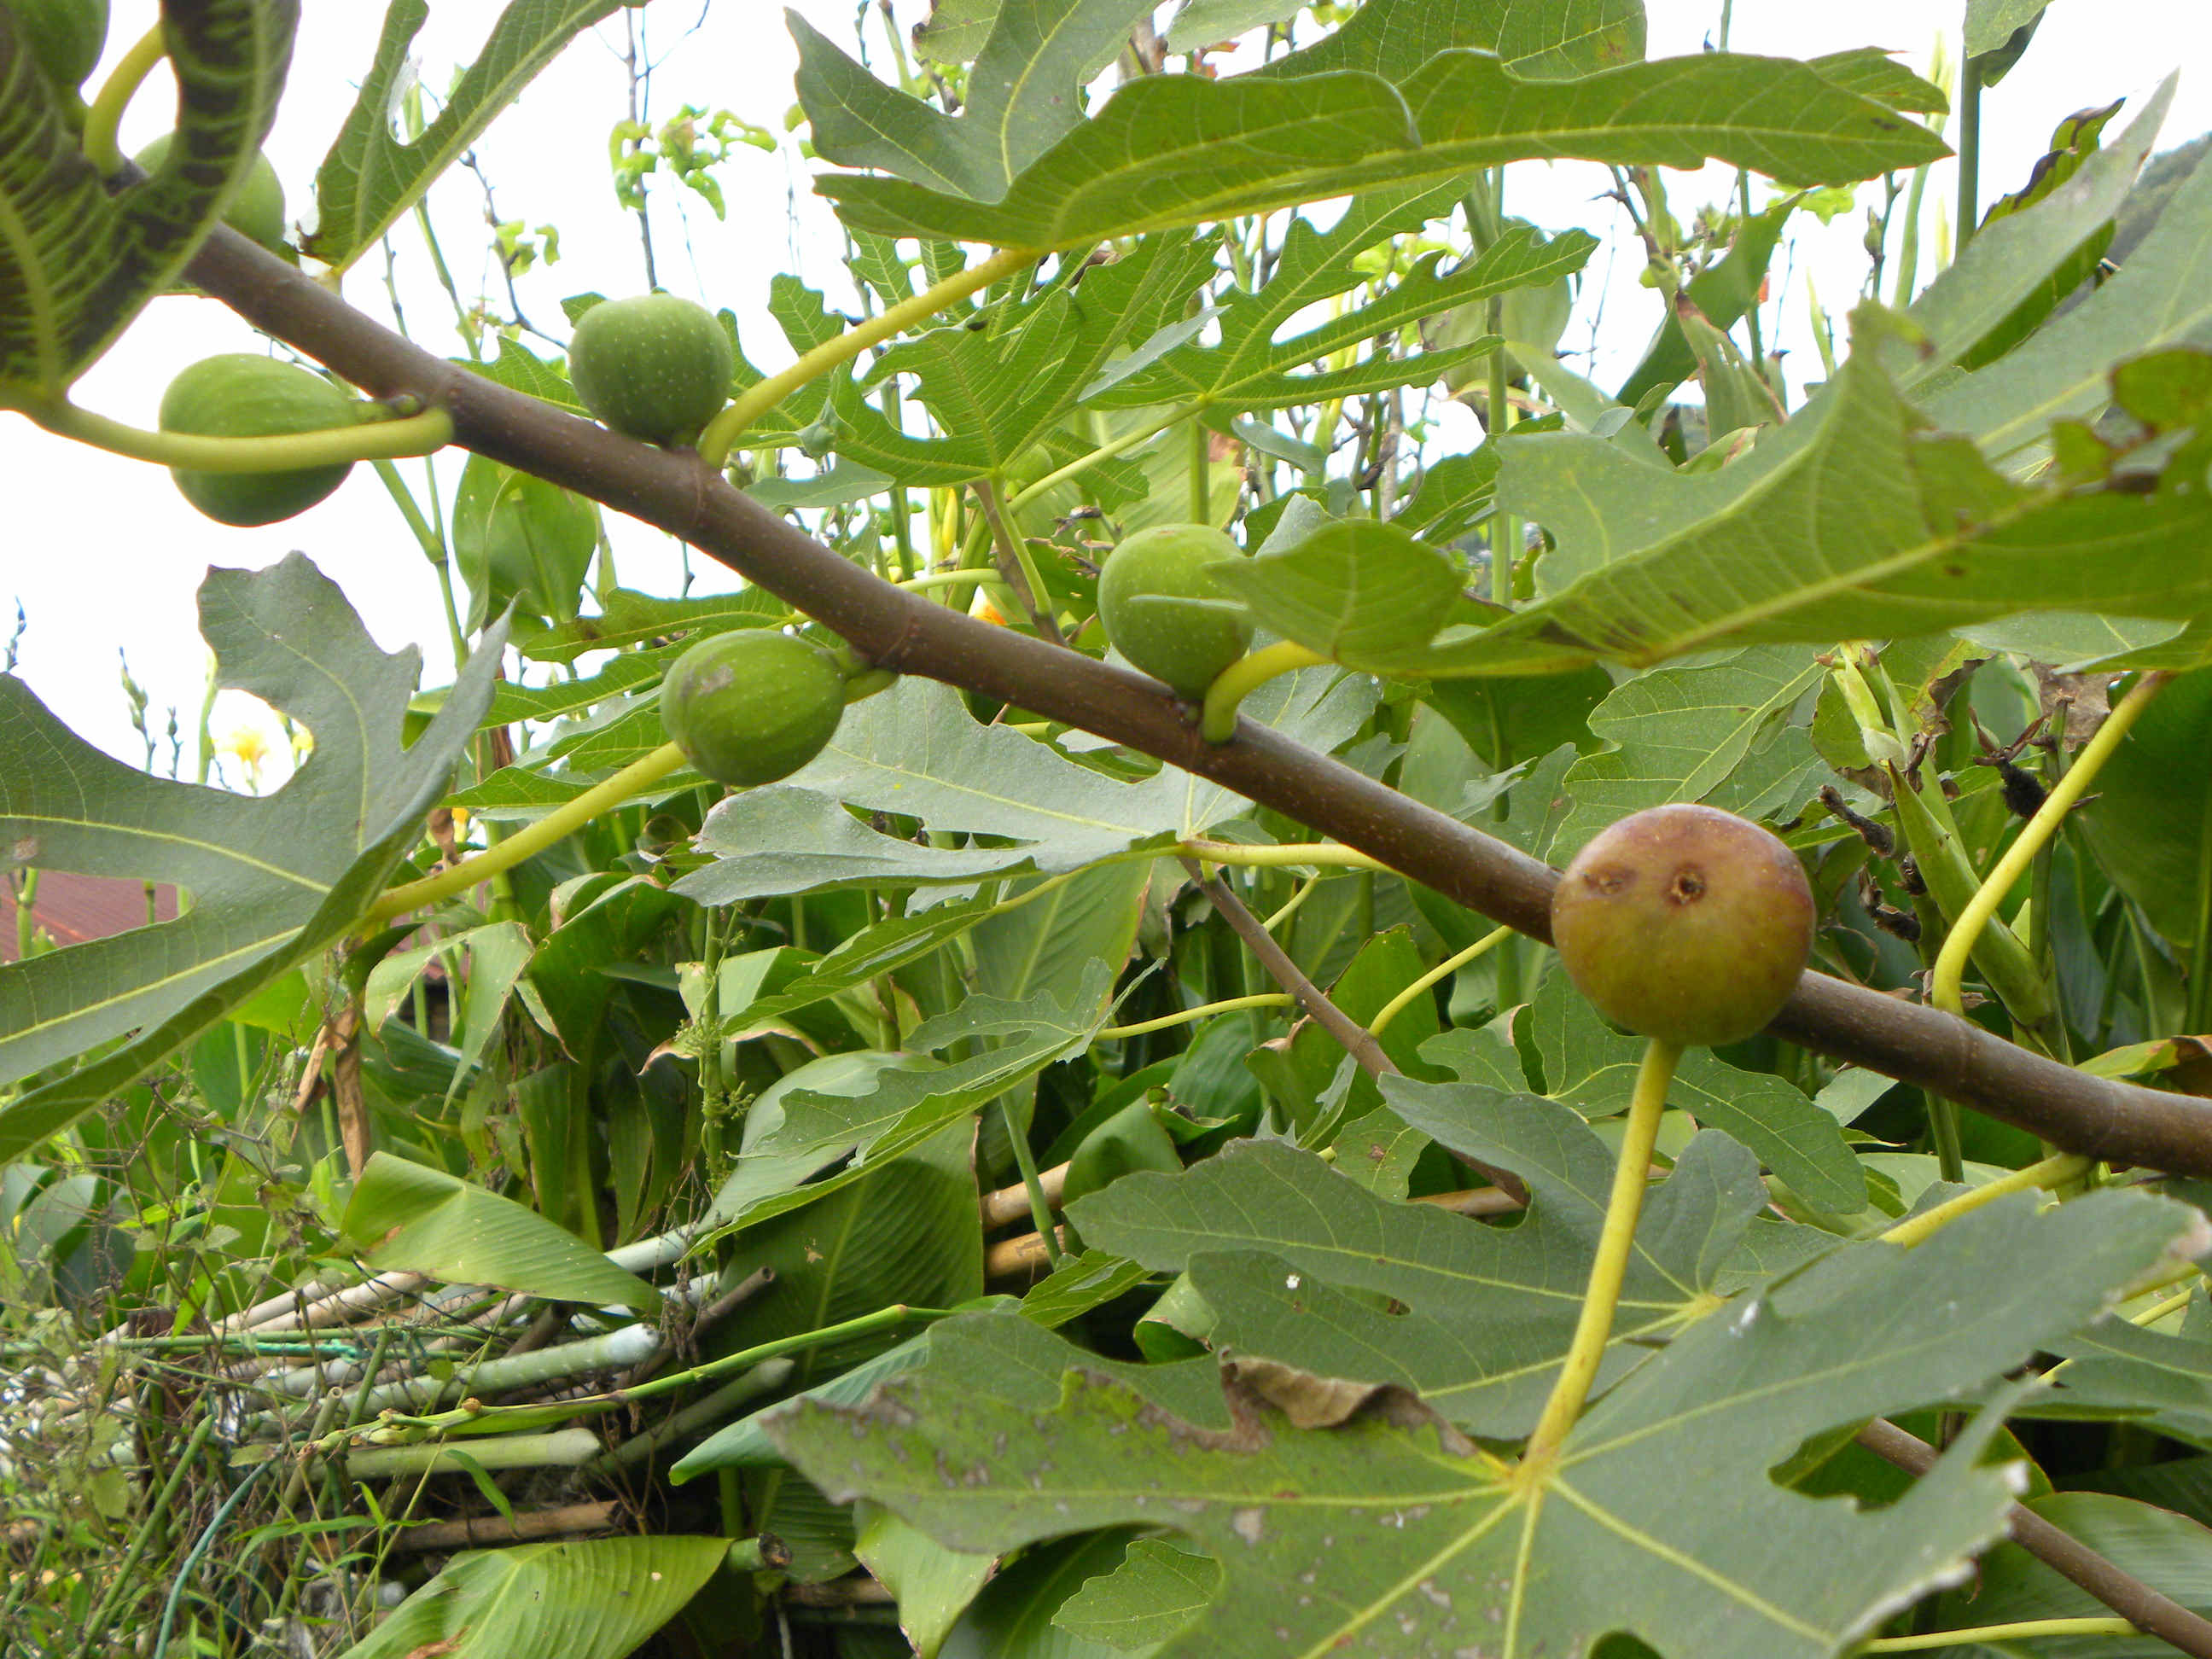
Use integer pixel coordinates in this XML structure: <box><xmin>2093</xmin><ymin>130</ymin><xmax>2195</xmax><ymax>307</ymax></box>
<box><xmin>6</xmin><ymin>0</ymin><xmax>2209</xmax><ymax>788</ymax></box>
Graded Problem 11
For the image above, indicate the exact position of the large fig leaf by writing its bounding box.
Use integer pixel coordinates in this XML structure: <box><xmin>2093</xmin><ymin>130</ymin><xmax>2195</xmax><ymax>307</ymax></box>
<box><xmin>0</xmin><ymin>0</ymin><xmax>295</xmax><ymax>396</ymax></box>
<box><xmin>1428</xmin><ymin>331</ymin><xmax>2212</xmax><ymax>676</ymax></box>
<box><xmin>305</xmin><ymin>0</ymin><xmax>634</xmax><ymax>276</ymax></box>
<box><xmin>812</xmin><ymin>47</ymin><xmax>1945</xmax><ymax>248</ymax></box>
<box><xmin>770</xmin><ymin>1190</ymin><xmax>2201</xmax><ymax>1658</ymax></box>
<box><xmin>1068</xmin><ymin>1086</ymin><xmax>1814</xmax><ymax>1439</ymax></box>
<box><xmin>334</xmin><ymin>1536</ymin><xmax>727</xmax><ymax>1659</ymax></box>
<box><xmin>0</xmin><ymin>556</ymin><xmax>505</xmax><ymax>1153</ymax></box>
<box><xmin>1087</xmin><ymin>183</ymin><xmax>1593</xmax><ymax>415</ymax></box>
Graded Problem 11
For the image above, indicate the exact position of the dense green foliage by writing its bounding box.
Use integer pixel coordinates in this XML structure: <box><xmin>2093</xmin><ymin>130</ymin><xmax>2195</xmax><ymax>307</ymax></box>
<box><xmin>5</xmin><ymin>3</ymin><xmax>2212</xmax><ymax>1658</ymax></box>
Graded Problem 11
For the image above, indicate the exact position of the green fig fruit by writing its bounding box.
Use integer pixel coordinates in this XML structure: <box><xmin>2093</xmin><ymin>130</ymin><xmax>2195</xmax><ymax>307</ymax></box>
<box><xmin>1096</xmin><ymin>523</ymin><xmax>1251</xmax><ymax>699</ymax></box>
<box><xmin>135</xmin><ymin>132</ymin><xmax>287</xmax><ymax>251</ymax></box>
<box><xmin>1550</xmin><ymin>803</ymin><xmax>1814</xmax><ymax>1048</ymax></box>
<box><xmin>158</xmin><ymin>353</ymin><xmax>362</xmax><ymax>527</ymax></box>
<box><xmin>567</xmin><ymin>293</ymin><xmax>733</xmax><ymax>447</ymax></box>
<box><xmin>12</xmin><ymin>0</ymin><xmax>108</xmax><ymax>93</ymax></box>
<box><xmin>659</xmin><ymin>630</ymin><xmax>847</xmax><ymax>787</ymax></box>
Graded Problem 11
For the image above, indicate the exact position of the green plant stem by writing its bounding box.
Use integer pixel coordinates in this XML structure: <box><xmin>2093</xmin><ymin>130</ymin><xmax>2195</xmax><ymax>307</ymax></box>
<box><xmin>81</xmin><ymin>21</ymin><xmax>167</xmax><ymax>174</ymax></box>
<box><xmin>1955</xmin><ymin>55</ymin><xmax>1982</xmax><ymax>253</ymax></box>
<box><xmin>1371</xmin><ymin>923</ymin><xmax>1514</xmax><ymax>1039</ymax></box>
<box><xmin>152</xmin><ymin>1459</ymin><xmax>271</xmax><ymax>1659</ymax></box>
<box><xmin>1099</xmin><ymin>992</ymin><xmax>1292</xmax><ymax>1039</ymax></box>
<box><xmin>971</xmin><ymin>477</ymin><xmax>1064</xmax><ymax>644</ymax></box>
<box><xmin>2188</xmin><ymin>800</ymin><xmax>2212</xmax><ymax>1033</ymax></box>
<box><xmin>27</xmin><ymin>400</ymin><xmax>454</xmax><ymax>472</ymax></box>
<box><xmin>1933</xmin><ymin>673</ymin><xmax>2168</xmax><ymax>1019</ymax></box>
<box><xmin>1860</xmin><ymin>1619</ymin><xmax>2135</xmax><ymax>1652</ymax></box>
<box><xmin>1199</xmin><ymin>641</ymin><xmax>1330</xmax><ymax>742</ymax></box>
<box><xmin>700</xmin><ymin>246</ymin><xmax>1039</xmax><ymax>467</ymax></box>
<box><xmin>1879</xmin><ymin>1151</ymin><xmax>2091</xmax><ymax>1249</ymax></box>
<box><xmin>338</xmin><ymin>1427</ymin><xmax>601</xmax><ymax>1481</ymax></box>
<box><xmin>1180</xmin><ymin>835</ymin><xmax>1384</xmax><ymax>872</ymax></box>
<box><xmin>370</xmin><ymin>458</ymin><xmax>469</xmax><ymax>668</ymax></box>
<box><xmin>1522</xmin><ymin>1038</ymin><xmax>1680</xmax><ymax>1468</ymax></box>
<box><xmin>364</xmin><ymin>742</ymin><xmax>686</xmax><ymax>929</ymax></box>
<box><xmin>1005</xmin><ymin>401</ymin><xmax>1201</xmax><ymax>516</ymax></box>
<box><xmin>1188</xmin><ymin>415</ymin><xmax>1209</xmax><ymax>521</ymax></box>
<box><xmin>71</xmin><ymin>1417</ymin><xmax>215</xmax><ymax>1659</ymax></box>
<box><xmin>999</xmin><ymin>1093</ymin><xmax>1064</xmax><ymax>1267</ymax></box>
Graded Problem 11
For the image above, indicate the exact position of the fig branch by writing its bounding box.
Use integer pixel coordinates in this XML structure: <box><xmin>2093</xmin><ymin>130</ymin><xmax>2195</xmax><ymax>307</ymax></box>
<box><xmin>177</xmin><ymin>222</ymin><xmax>2212</xmax><ymax>1178</ymax></box>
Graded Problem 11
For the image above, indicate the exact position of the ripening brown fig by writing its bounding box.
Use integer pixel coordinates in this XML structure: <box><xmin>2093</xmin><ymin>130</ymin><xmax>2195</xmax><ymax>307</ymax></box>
<box><xmin>1549</xmin><ymin>802</ymin><xmax>1814</xmax><ymax>1048</ymax></box>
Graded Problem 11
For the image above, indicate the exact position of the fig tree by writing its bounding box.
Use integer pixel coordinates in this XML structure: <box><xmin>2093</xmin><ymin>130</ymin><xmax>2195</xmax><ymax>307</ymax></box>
<box><xmin>660</xmin><ymin>630</ymin><xmax>846</xmax><ymax>787</ymax></box>
<box><xmin>1097</xmin><ymin>523</ymin><xmax>1251</xmax><ymax>699</ymax></box>
<box><xmin>13</xmin><ymin>0</ymin><xmax>107</xmax><ymax>93</ymax></box>
<box><xmin>158</xmin><ymin>353</ymin><xmax>363</xmax><ymax>527</ymax></box>
<box><xmin>567</xmin><ymin>293</ymin><xmax>733</xmax><ymax>447</ymax></box>
<box><xmin>135</xmin><ymin>133</ymin><xmax>287</xmax><ymax>251</ymax></box>
<box><xmin>1549</xmin><ymin>802</ymin><xmax>1814</xmax><ymax>1048</ymax></box>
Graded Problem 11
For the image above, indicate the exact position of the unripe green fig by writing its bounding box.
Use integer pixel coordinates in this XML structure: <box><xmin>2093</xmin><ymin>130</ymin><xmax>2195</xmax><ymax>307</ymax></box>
<box><xmin>1097</xmin><ymin>523</ymin><xmax>1251</xmax><ymax>699</ymax></box>
<box><xmin>567</xmin><ymin>294</ymin><xmax>733</xmax><ymax>446</ymax></box>
<box><xmin>135</xmin><ymin>132</ymin><xmax>287</xmax><ymax>250</ymax></box>
<box><xmin>659</xmin><ymin>630</ymin><xmax>846</xmax><ymax>787</ymax></box>
<box><xmin>1550</xmin><ymin>803</ymin><xmax>1814</xmax><ymax>1048</ymax></box>
<box><xmin>12</xmin><ymin>0</ymin><xmax>108</xmax><ymax>93</ymax></box>
<box><xmin>159</xmin><ymin>354</ymin><xmax>363</xmax><ymax>527</ymax></box>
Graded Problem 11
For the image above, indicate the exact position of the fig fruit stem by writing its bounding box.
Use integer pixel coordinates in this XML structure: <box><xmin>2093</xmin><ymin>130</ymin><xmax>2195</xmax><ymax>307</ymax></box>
<box><xmin>696</xmin><ymin>245</ymin><xmax>1040</xmax><ymax>468</ymax></box>
<box><xmin>1179</xmin><ymin>836</ymin><xmax>1385</xmax><ymax>873</ymax></box>
<box><xmin>1370</xmin><ymin>923</ymin><xmax>1514</xmax><ymax>1040</ymax></box>
<box><xmin>28</xmin><ymin>399</ymin><xmax>453</xmax><ymax>471</ymax></box>
<box><xmin>1860</xmin><ymin>1619</ymin><xmax>2134</xmax><ymax>1652</ymax></box>
<box><xmin>1877</xmin><ymin>1150</ymin><xmax>2092</xmax><ymax>1249</ymax></box>
<box><xmin>1931</xmin><ymin>672</ymin><xmax>2167</xmax><ymax>1021</ymax></box>
<box><xmin>81</xmin><ymin>20</ymin><xmax>166</xmax><ymax>174</ymax></box>
<box><xmin>1004</xmin><ymin>400</ymin><xmax>1200</xmax><ymax>517</ymax></box>
<box><xmin>1522</xmin><ymin>1036</ymin><xmax>1681</xmax><ymax>1470</ymax></box>
<box><xmin>362</xmin><ymin>742</ymin><xmax>687</xmax><ymax>931</ymax></box>
<box><xmin>1199</xmin><ymin>641</ymin><xmax>1330</xmax><ymax>742</ymax></box>
<box><xmin>1097</xmin><ymin>992</ymin><xmax>1292</xmax><ymax>1039</ymax></box>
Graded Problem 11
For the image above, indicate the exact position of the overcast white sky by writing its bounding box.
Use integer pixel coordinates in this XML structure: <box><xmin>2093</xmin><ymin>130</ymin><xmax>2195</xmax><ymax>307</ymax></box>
<box><xmin>5</xmin><ymin>0</ymin><xmax>2209</xmax><ymax>786</ymax></box>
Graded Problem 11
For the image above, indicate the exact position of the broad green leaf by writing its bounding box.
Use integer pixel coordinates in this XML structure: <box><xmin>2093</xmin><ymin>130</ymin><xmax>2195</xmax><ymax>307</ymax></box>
<box><xmin>2077</xmin><ymin>665</ymin><xmax>2212</xmax><ymax>946</ymax></box>
<box><xmin>1442</xmin><ymin>333</ymin><xmax>2212</xmax><ymax>675</ymax></box>
<box><xmin>1889</xmin><ymin>83</ymin><xmax>2168</xmax><ymax>393</ymax></box>
<box><xmin>1526</xmin><ymin>975</ymin><xmax>1867</xmax><ymax>1215</ymax></box>
<box><xmin>1055</xmin><ymin>1539</ymin><xmax>1220</xmax><ymax>1650</ymax></box>
<box><xmin>771</xmin><ymin>1191</ymin><xmax>2199</xmax><ymax>1659</ymax></box>
<box><xmin>1088</xmin><ymin>183</ymin><xmax>1595</xmax><ymax>414</ymax></box>
<box><xmin>1551</xmin><ymin>646</ymin><xmax>1828</xmax><ymax>858</ymax></box>
<box><xmin>332</xmin><ymin>1536</ymin><xmax>727</xmax><ymax>1659</ymax></box>
<box><xmin>678</xmin><ymin>784</ymin><xmax>1041</xmax><ymax>903</ymax></box>
<box><xmin>816</xmin><ymin>50</ymin><xmax>1947</xmax><ymax>248</ymax></box>
<box><xmin>1924</xmin><ymin>119</ymin><xmax>2212</xmax><ymax>457</ymax></box>
<box><xmin>1165</xmin><ymin>0</ymin><xmax>1301</xmax><ymax>53</ymax></box>
<box><xmin>794</xmin><ymin>0</ymin><xmax>1152</xmax><ymax>197</ymax></box>
<box><xmin>452</xmin><ymin>455</ymin><xmax>597</xmax><ymax>631</ymax></box>
<box><xmin>305</xmin><ymin>0</ymin><xmax>632</xmax><ymax>276</ymax></box>
<box><xmin>857</xmin><ymin>1502</ymin><xmax>999</xmax><ymax>1659</ymax></box>
<box><xmin>1803</xmin><ymin>49</ymin><xmax>1948</xmax><ymax>116</ymax></box>
<box><xmin>818</xmin><ymin>232</ymin><xmax>1216</xmax><ymax>484</ymax></box>
<box><xmin>0</xmin><ymin>556</ymin><xmax>505</xmax><ymax>1155</ymax></box>
<box><xmin>1244</xmin><ymin>0</ymin><xmax>1644</xmax><ymax>82</ymax></box>
<box><xmin>2032</xmin><ymin>1301</ymin><xmax>2212</xmax><ymax>1449</ymax></box>
<box><xmin>0</xmin><ymin>0</ymin><xmax>295</xmax><ymax>395</ymax></box>
<box><xmin>676</xmin><ymin>1307</ymin><xmax>1226</xmax><ymax>1481</ymax></box>
<box><xmin>1965</xmin><ymin>0</ymin><xmax>2052</xmax><ymax>58</ymax></box>
<box><xmin>338</xmin><ymin>1151</ymin><xmax>661</xmax><ymax>1312</ymax></box>
<box><xmin>1068</xmin><ymin>1097</ymin><xmax>1782</xmax><ymax>1438</ymax></box>
<box><xmin>1204</xmin><ymin>520</ymin><xmax>1475</xmax><ymax>667</ymax></box>
<box><xmin>701</xmin><ymin>969</ymin><xmax>1112</xmax><ymax>1235</ymax></box>
<box><xmin>511</xmin><ymin>585</ymin><xmax>789</xmax><ymax>663</ymax></box>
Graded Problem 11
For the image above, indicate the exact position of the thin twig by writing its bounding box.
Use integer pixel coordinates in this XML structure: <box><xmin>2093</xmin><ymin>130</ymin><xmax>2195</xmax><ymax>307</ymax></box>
<box><xmin>1857</xmin><ymin>1417</ymin><xmax>2212</xmax><ymax>1657</ymax></box>
<box><xmin>1180</xmin><ymin>858</ymin><xmax>1395</xmax><ymax>1079</ymax></box>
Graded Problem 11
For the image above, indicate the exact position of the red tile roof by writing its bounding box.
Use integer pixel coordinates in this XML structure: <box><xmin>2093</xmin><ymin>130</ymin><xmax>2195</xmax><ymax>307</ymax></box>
<box><xmin>1</xmin><ymin>871</ymin><xmax>181</xmax><ymax>962</ymax></box>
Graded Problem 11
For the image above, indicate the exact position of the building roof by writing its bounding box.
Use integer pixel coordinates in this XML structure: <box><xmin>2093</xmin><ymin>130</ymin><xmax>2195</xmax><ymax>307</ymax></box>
<box><xmin>1</xmin><ymin>871</ymin><xmax>181</xmax><ymax>963</ymax></box>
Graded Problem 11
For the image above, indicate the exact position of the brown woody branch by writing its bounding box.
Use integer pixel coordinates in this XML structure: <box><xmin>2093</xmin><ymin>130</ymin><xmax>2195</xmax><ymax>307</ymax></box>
<box><xmin>1858</xmin><ymin>1417</ymin><xmax>2212</xmax><ymax>1656</ymax></box>
<box><xmin>178</xmin><ymin>226</ymin><xmax>2212</xmax><ymax>1177</ymax></box>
